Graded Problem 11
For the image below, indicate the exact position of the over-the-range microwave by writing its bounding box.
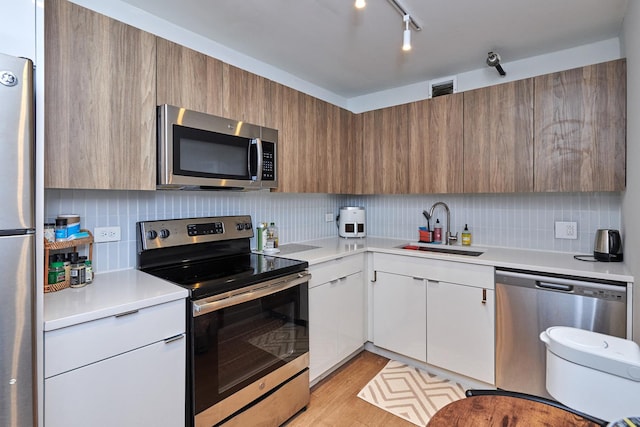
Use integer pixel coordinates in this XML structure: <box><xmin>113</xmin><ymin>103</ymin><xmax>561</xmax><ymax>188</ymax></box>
<box><xmin>157</xmin><ymin>104</ymin><xmax>277</xmax><ymax>190</ymax></box>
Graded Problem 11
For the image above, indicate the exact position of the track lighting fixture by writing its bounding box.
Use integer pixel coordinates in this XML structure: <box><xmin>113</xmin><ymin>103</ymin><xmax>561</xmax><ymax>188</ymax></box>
<box><xmin>354</xmin><ymin>0</ymin><xmax>366</xmax><ymax>9</ymax></box>
<box><xmin>402</xmin><ymin>15</ymin><xmax>411</xmax><ymax>51</ymax></box>
<box><xmin>486</xmin><ymin>51</ymin><xmax>506</xmax><ymax>76</ymax></box>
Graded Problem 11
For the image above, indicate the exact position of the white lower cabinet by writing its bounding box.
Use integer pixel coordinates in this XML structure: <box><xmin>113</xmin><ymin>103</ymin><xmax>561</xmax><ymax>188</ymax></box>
<box><xmin>372</xmin><ymin>253</ymin><xmax>495</xmax><ymax>383</ymax></box>
<box><xmin>427</xmin><ymin>281</ymin><xmax>495</xmax><ymax>384</ymax></box>
<box><xmin>309</xmin><ymin>254</ymin><xmax>366</xmax><ymax>382</ymax></box>
<box><xmin>44</xmin><ymin>299</ymin><xmax>186</xmax><ymax>427</ymax></box>
<box><xmin>373</xmin><ymin>271</ymin><xmax>427</xmax><ymax>362</ymax></box>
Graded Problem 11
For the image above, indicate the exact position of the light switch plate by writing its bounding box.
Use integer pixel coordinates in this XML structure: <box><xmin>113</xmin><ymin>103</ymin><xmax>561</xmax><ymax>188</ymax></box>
<box><xmin>555</xmin><ymin>221</ymin><xmax>578</xmax><ymax>239</ymax></box>
<box><xmin>325</xmin><ymin>213</ymin><xmax>334</xmax><ymax>222</ymax></box>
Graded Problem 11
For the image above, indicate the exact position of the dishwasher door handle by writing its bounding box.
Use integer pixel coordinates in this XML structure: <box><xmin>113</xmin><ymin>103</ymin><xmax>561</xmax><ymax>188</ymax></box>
<box><xmin>537</xmin><ymin>281</ymin><xmax>573</xmax><ymax>292</ymax></box>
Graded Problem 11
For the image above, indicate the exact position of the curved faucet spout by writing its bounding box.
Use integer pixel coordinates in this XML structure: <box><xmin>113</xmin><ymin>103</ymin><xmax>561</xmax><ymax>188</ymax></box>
<box><xmin>428</xmin><ymin>202</ymin><xmax>457</xmax><ymax>245</ymax></box>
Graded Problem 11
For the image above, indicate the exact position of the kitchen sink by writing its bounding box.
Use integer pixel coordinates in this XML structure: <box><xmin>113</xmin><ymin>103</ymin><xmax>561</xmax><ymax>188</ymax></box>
<box><xmin>398</xmin><ymin>244</ymin><xmax>484</xmax><ymax>257</ymax></box>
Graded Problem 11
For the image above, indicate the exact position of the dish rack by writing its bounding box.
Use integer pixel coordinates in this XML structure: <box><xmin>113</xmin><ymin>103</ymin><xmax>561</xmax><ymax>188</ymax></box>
<box><xmin>44</xmin><ymin>230</ymin><xmax>93</xmax><ymax>293</ymax></box>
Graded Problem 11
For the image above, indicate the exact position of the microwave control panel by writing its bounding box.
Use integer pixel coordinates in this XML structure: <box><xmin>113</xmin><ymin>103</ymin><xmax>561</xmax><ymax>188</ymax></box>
<box><xmin>262</xmin><ymin>142</ymin><xmax>275</xmax><ymax>181</ymax></box>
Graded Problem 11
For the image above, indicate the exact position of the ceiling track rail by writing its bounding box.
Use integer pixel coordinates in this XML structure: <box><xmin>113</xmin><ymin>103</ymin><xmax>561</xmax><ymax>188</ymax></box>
<box><xmin>387</xmin><ymin>0</ymin><xmax>422</xmax><ymax>31</ymax></box>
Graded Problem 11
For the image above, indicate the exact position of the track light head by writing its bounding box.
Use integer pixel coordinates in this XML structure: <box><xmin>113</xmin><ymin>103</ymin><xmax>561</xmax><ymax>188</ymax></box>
<box><xmin>402</xmin><ymin>14</ymin><xmax>411</xmax><ymax>51</ymax></box>
<box><xmin>487</xmin><ymin>51</ymin><xmax>506</xmax><ymax>76</ymax></box>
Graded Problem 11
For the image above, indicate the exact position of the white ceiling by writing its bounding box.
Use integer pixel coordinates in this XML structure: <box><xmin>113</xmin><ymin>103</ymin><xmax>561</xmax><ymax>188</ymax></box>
<box><xmin>118</xmin><ymin>0</ymin><xmax>628</xmax><ymax>98</ymax></box>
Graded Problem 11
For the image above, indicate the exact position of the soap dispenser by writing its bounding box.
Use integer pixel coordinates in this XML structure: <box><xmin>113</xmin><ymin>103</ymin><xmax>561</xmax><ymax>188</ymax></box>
<box><xmin>462</xmin><ymin>224</ymin><xmax>472</xmax><ymax>246</ymax></box>
<box><xmin>434</xmin><ymin>219</ymin><xmax>442</xmax><ymax>243</ymax></box>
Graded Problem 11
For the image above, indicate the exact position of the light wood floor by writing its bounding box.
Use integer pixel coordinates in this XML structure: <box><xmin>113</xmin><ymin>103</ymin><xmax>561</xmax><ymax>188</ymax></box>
<box><xmin>286</xmin><ymin>351</ymin><xmax>415</xmax><ymax>427</ymax></box>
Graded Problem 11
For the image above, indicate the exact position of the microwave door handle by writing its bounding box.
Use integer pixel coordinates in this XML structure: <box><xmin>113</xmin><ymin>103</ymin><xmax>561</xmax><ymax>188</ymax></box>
<box><xmin>252</xmin><ymin>138</ymin><xmax>263</xmax><ymax>181</ymax></box>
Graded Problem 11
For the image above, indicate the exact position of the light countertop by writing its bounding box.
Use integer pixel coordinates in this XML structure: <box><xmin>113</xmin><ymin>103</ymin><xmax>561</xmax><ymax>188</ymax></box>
<box><xmin>44</xmin><ymin>269</ymin><xmax>188</xmax><ymax>331</ymax></box>
<box><xmin>275</xmin><ymin>237</ymin><xmax>634</xmax><ymax>283</ymax></box>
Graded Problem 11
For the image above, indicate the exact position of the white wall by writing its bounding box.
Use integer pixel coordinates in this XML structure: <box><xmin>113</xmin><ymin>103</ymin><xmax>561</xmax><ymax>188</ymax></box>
<box><xmin>0</xmin><ymin>0</ymin><xmax>36</xmax><ymax>60</ymax></box>
<box><xmin>349</xmin><ymin>38</ymin><xmax>622</xmax><ymax>113</ymax></box>
<box><xmin>622</xmin><ymin>1</ymin><xmax>640</xmax><ymax>343</ymax></box>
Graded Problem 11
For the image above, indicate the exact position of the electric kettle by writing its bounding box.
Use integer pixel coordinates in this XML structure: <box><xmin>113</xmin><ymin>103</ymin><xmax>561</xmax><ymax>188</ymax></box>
<box><xmin>594</xmin><ymin>229</ymin><xmax>623</xmax><ymax>262</ymax></box>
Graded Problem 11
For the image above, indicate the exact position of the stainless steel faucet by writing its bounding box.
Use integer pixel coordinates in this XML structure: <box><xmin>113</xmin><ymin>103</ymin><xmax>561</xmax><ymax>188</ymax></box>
<box><xmin>428</xmin><ymin>201</ymin><xmax>458</xmax><ymax>245</ymax></box>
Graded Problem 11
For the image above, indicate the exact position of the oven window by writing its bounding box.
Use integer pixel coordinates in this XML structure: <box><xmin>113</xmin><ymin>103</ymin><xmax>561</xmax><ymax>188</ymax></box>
<box><xmin>192</xmin><ymin>283</ymin><xmax>308</xmax><ymax>414</ymax></box>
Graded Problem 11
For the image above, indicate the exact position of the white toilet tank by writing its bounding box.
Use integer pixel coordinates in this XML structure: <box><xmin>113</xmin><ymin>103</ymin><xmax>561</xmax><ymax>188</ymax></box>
<box><xmin>540</xmin><ymin>326</ymin><xmax>640</xmax><ymax>421</ymax></box>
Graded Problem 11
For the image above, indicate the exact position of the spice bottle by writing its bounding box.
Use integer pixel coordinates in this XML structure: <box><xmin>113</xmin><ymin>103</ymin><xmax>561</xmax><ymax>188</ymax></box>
<box><xmin>434</xmin><ymin>219</ymin><xmax>442</xmax><ymax>243</ymax></box>
<box><xmin>80</xmin><ymin>256</ymin><xmax>93</xmax><ymax>284</ymax></box>
<box><xmin>44</xmin><ymin>223</ymin><xmax>56</xmax><ymax>243</ymax></box>
<box><xmin>70</xmin><ymin>252</ymin><xmax>86</xmax><ymax>288</ymax></box>
<box><xmin>462</xmin><ymin>224</ymin><xmax>472</xmax><ymax>246</ymax></box>
<box><xmin>48</xmin><ymin>261</ymin><xmax>65</xmax><ymax>286</ymax></box>
<box><xmin>55</xmin><ymin>218</ymin><xmax>68</xmax><ymax>241</ymax></box>
<box><xmin>267</xmin><ymin>222</ymin><xmax>279</xmax><ymax>248</ymax></box>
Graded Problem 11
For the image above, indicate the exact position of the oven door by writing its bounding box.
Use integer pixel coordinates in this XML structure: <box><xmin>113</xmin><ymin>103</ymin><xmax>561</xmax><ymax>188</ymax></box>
<box><xmin>190</xmin><ymin>272</ymin><xmax>309</xmax><ymax>424</ymax></box>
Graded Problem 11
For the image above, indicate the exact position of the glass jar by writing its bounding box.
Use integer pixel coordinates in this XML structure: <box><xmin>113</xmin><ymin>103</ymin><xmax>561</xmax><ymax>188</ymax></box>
<box><xmin>55</xmin><ymin>218</ymin><xmax>68</xmax><ymax>241</ymax></box>
<box><xmin>80</xmin><ymin>256</ymin><xmax>93</xmax><ymax>284</ymax></box>
<box><xmin>70</xmin><ymin>261</ymin><xmax>86</xmax><ymax>288</ymax></box>
<box><xmin>48</xmin><ymin>261</ymin><xmax>65</xmax><ymax>285</ymax></box>
<box><xmin>44</xmin><ymin>223</ymin><xmax>56</xmax><ymax>242</ymax></box>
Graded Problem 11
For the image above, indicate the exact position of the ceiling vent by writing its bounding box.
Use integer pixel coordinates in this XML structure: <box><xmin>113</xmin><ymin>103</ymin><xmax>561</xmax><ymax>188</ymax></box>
<box><xmin>429</xmin><ymin>76</ymin><xmax>457</xmax><ymax>98</ymax></box>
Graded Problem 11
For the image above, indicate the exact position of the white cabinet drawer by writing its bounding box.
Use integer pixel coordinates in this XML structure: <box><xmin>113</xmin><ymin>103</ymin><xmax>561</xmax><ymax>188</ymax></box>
<box><xmin>45</xmin><ymin>336</ymin><xmax>186</xmax><ymax>427</ymax></box>
<box><xmin>45</xmin><ymin>299</ymin><xmax>185</xmax><ymax>378</ymax></box>
<box><xmin>374</xmin><ymin>253</ymin><xmax>494</xmax><ymax>289</ymax></box>
<box><xmin>309</xmin><ymin>253</ymin><xmax>364</xmax><ymax>288</ymax></box>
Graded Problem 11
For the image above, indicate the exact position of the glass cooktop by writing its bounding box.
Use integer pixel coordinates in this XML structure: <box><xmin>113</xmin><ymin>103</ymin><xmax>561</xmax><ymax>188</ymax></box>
<box><xmin>144</xmin><ymin>253</ymin><xmax>308</xmax><ymax>300</ymax></box>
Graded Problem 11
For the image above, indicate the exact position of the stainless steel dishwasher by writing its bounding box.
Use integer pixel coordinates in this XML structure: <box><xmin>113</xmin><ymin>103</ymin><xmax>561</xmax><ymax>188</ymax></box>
<box><xmin>495</xmin><ymin>268</ymin><xmax>628</xmax><ymax>399</ymax></box>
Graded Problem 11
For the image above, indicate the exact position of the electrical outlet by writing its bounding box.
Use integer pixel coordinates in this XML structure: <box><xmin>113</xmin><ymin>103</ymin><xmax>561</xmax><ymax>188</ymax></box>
<box><xmin>94</xmin><ymin>226</ymin><xmax>121</xmax><ymax>242</ymax></box>
<box><xmin>554</xmin><ymin>221</ymin><xmax>578</xmax><ymax>240</ymax></box>
<box><xmin>325</xmin><ymin>213</ymin><xmax>334</xmax><ymax>222</ymax></box>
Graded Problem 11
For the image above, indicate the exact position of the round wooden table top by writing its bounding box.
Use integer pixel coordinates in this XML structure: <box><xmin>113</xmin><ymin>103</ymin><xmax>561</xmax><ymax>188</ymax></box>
<box><xmin>427</xmin><ymin>395</ymin><xmax>602</xmax><ymax>427</ymax></box>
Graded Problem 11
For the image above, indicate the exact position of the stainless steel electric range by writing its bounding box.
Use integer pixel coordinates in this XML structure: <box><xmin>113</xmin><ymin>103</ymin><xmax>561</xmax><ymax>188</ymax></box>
<box><xmin>137</xmin><ymin>216</ymin><xmax>310</xmax><ymax>427</ymax></box>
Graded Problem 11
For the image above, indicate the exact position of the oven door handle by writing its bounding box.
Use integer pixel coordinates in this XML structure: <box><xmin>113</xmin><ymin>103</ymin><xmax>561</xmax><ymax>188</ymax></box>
<box><xmin>193</xmin><ymin>272</ymin><xmax>311</xmax><ymax>316</ymax></box>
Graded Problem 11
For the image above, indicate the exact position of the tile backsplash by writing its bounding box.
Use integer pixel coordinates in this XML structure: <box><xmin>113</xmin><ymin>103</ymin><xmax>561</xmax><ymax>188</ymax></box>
<box><xmin>45</xmin><ymin>190</ymin><xmax>621</xmax><ymax>273</ymax></box>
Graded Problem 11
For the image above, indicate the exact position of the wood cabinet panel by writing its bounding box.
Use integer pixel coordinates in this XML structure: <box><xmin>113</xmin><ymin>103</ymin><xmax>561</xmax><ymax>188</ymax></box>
<box><xmin>223</xmin><ymin>63</ymin><xmax>270</xmax><ymax>126</ymax></box>
<box><xmin>534</xmin><ymin>59</ymin><xmax>626</xmax><ymax>192</ymax></box>
<box><xmin>45</xmin><ymin>0</ymin><xmax>156</xmax><ymax>190</ymax></box>
<box><xmin>408</xmin><ymin>94</ymin><xmax>464</xmax><ymax>194</ymax></box>
<box><xmin>361</xmin><ymin>105</ymin><xmax>409</xmax><ymax>194</ymax></box>
<box><xmin>463</xmin><ymin>79</ymin><xmax>534</xmax><ymax>193</ymax></box>
<box><xmin>268</xmin><ymin>82</ymin><xmax>299</xmax><ymax>192</ymax></box>
<box><xmin>156</xmin><ymin>38</ymin><xmax>224</xmax><ymax>116</ymax></box>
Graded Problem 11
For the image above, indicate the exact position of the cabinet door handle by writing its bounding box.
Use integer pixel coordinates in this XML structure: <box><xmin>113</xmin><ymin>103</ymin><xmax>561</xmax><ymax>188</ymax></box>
<box><xmin>482</xmin><ymin>288</ymin><xmax>487</xmax><ymax>304</ymax></box>
<box><xmin>339</xmin><ymin>275</ymin><xmax>348</xmax><ymax>281</ymax></box>
<box><xmin>115</xmin><ymin>309</ymin><xmax>139</xmax><ymax>318</ymax></box>
<box><xmin>164</xmin><ymin>333</ymin><xmax>185</xmax><ymax>344</ymax></box>
<box><xmin>372</xmin><ymin>271</ymin><xmax>377</xmax><ymax>283</ymax></box>
<box><xmin>412</xmin><ymin>277</ymin><xmax>424</xmax><ymax>282</ymax></box>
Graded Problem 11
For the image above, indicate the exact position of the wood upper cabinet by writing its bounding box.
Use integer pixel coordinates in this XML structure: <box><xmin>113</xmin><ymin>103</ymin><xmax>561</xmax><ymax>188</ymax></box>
<box><xmin>534</xmin><ymin>59</ymin><xmax>626</xmax><ymax>192</ymax></box>
<box><xmin>45</xmin><ymin>0</ymin><xmax>156</xmax><ymax>190</ymax></box>
<box><xmin>223</xmin><ymin>63</ymin><xmax>270</xmax><ymax>126</ymax></box>
<box><xmin>463</xmin><ymin>79</ymin><xmax>534</xmax><ymax>193</ymax></box>
<box><xmin>408</xmin><ymin>94</ymin><xmax>464</xmax><ymax>194</ymax></box>
<box><xmin>361</xmin><ymin>104</ymin><xmax>409</xmax><ymax>194</ymax></box>
<box><xmin>269</xmin><ymin>82</ymin><xmax>353</xmax><ymax>193</ymax></box>
<box><xmin>156</xmin><ymin>38</ymin><xmax>224</xmax><ymax>117</ymax></box>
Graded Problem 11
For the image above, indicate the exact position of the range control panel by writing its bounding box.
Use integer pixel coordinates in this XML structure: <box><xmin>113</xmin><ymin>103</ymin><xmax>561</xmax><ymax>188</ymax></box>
<box><xmin>138</xmin><ymin>215</ymin><xmax>253</xmax><ymax>250</ymax></box>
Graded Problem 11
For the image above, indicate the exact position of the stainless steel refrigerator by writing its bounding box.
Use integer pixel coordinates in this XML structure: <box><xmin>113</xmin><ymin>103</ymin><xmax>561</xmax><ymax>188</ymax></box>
<box><xmin>0</xmin><ymin>52</ymin><xmax>36</xmax><ymax>426</ymax></box>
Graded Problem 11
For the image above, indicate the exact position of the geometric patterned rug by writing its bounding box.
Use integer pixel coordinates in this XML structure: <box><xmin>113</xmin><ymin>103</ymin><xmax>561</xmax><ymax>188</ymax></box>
<box><xmin>358</xmin><ymin>360</ymin><xmax>466</xmax><ymax>426</ymax></box>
